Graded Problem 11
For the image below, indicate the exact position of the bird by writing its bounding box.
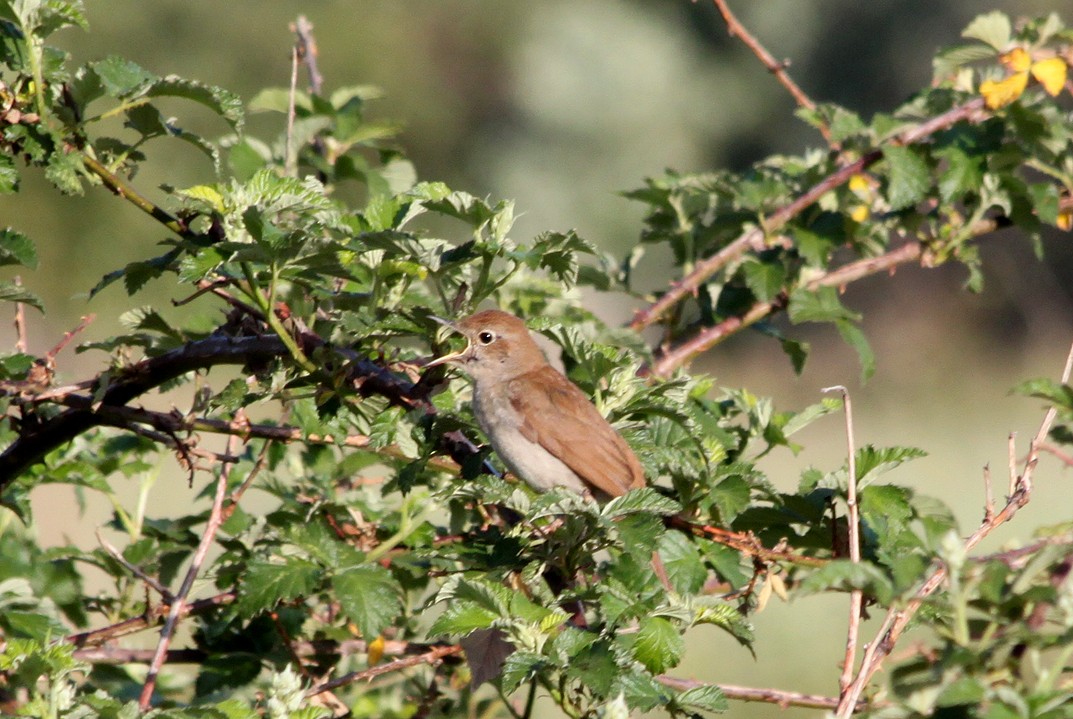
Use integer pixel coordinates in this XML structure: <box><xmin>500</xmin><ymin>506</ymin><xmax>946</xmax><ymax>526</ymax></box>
<box><xmin>425</xmin><ymin>309</ymin><xmax>645</xmax><ymax>501</ymax></box>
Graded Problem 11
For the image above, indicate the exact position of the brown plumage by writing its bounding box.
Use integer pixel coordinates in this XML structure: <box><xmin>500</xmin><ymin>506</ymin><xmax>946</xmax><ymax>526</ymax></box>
<box><xmin>428</xmin><ymin>310</ymin><xmax>645</xmax><ymax>499</ymax></box>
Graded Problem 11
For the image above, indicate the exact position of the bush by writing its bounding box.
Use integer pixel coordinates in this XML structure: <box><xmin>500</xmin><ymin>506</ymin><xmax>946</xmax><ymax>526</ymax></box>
<box><xmin>1</xmin><ymin>3</ymin><xmax>1072</xmax><ymax>717</ymax></box>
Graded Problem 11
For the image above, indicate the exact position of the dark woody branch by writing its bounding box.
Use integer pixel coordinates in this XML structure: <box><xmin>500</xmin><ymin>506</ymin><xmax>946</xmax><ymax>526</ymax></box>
<box><xmin>0</xmin><ymin>330</ymin><xmax>478</xmax><ymax>489</ymax></box>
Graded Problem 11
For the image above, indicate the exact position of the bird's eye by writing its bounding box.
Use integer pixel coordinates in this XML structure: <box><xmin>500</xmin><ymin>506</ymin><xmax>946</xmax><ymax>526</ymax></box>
<box><xmin>477</xmin><ymin>331</ymin><xmax>495</xmax><ymax>345</ymax></box>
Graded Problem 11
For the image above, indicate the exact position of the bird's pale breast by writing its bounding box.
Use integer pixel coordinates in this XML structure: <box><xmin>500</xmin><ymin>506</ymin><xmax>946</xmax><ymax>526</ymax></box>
<box><xmin>471</xmin><ymin>382</ymin><xmax>590</xmax><ymax>494</ymax></box>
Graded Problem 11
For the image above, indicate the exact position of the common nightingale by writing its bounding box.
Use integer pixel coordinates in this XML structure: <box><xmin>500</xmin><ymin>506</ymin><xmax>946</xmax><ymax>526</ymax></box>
<box><xmin>426</xmin><ymin>310</ymin><xmax>645</xmax><ymax>500</ymax></box>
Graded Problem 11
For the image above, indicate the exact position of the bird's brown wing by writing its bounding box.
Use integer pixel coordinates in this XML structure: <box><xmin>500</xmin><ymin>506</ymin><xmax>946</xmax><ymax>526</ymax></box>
<box><xmin>507</xmin><ymin>366</ymin><xmax>645</xmax><ymax>498</ymax></box>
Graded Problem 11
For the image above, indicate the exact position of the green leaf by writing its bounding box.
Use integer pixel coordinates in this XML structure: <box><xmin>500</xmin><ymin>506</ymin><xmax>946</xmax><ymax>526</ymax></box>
<box><xmin>962</xmin><ymin>11</ymin><xmax>1012</xmax><ymax>50</ymax></box>
<box><xmin>237</xmin><ymin>558</ymin><xmax>320</xmax><ymax>616</ymax></box>
<box><xmin>741</xmin><ymin>259</ymin><xmax>786</xmax><ymax>303</ymax></box>
<box><xmin>933</xmin><ymin>44</ymin><xmax>998</xmax><ymax>79</ymax></box>
<box><xmin>631</xmin><ymin>616</ymin><xmax>683</xmax><ymax>674</ymax></box>
<box><xmin>855</xmin><ymin>445</ymin><xmax>927</xmax><ymax>489</ymax></box>
<box><xmin>0</xmin><ymin>155</ymin><xmax>19</xmax><ymax>193</ymax></box>
<box><xmin>675</xmin><ymin>684</ymin><xmax>729</xmax><ymax>715</ymax></box>
<box><xmin>333</xmin><ymin>565</ymin><xmax>402</xmax><ymax>639</ymax></box>
<box><xmin>45</xmin><ymin>150</ymin><xmax>84</xmax><ymax>196</ymax></box>
<box><xmin>884</xmin><ymin>145</ymin><xmax>931</xmax><ymax>210</ymax></box>
<box><xmin>613</xmin><ymin>670</ymin><xmax>673</xmax><ymax>712</ymax></box>
<box><xmin>935</xmin><ymin>147</ymin><xmax>983</xmax><ymax>203</ymax></box>
<box><xmin>565</xmin><ymin>639</ymin><xmax>618</xmax><ymax>696</ymax></box>
<box><xmin>1014</xmin><ymin>378</ymin><xmax>1073</xmax><ymax>411</ymax></box>
<box><xmin>835</xmin><ymin>319</ymin><xmax>875</xmax><ymax>382</ymax></box>
<box><xmin>691</xmin><ymin>599</ymin><xmax>754</xmax><ymax>647</ymax></box>
<box><xmin>798</xmin><ymin>559</ymin><xmax>894</xmax><ymax>603</ymax></box>
<box><xmin>657</xmin><ymin>531</ymin><xmax>706</xmax><ymax>594</ymax></box>
<box><xmin>500</xmin><ymin>651</ymin><xmax>545</xmax><ymax>694</ymax></box>
<box><xmin>0</xmin><ymin>282</ymin><xmax>44</xmax><ymax>312</ymax></box>
<box><xmin>0</xmin><ymin>228</ymin><xmax>37</xmax><ymax>269</ymax></box>
<box><xmin>90</xmin><ymin>56</ymin><xmax>155</xmax><ymax>97</ymax></box>
<box><xmin>788</xmin><ymin>285</ymin><xmax>859</xmax><ymax>324</ymax></box>
<box><xmin>146</xmin><ymin>75</ymin><xmax>245</xmax><ymax>131</ymax></box>
<box><xmin>602</xmin><ymin>487</ymin><xmax>681</xmax><ymax>518</ymax></box>
<box><xmin>428</xmin><ymin>602</ymin><xmax>498</xmax><ymax>638</ymax></box>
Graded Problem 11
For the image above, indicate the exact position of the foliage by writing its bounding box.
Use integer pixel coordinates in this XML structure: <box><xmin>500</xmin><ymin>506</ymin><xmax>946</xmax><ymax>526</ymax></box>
<box><xmin>0</xmin><ymin>2</ymin><xmax>1072</xmax><ymax>718</ymax></box>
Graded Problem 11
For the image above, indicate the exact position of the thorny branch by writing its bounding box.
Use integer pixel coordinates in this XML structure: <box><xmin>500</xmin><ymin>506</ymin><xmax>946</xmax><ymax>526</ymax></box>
<box><xmin>627</xmin><ymin>97</ymin><xmax>987</xmax><ymax>337</ymax></box>
<box><xmin>834</xmin><ymin>340</ymin><xmax>1073</xmax><ymax>717</ymax></box>
<box><xmin>708</xmin><ymin>0</ymin><xmax>830</xmax><ymax>143</ymax></box>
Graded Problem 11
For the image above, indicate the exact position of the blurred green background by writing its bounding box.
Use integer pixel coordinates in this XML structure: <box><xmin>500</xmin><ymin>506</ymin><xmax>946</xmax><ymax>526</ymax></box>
<box><xmin>4</xmin><ymin>1</ymin><xmax>1073</xmax><ymax>716</ymax></box>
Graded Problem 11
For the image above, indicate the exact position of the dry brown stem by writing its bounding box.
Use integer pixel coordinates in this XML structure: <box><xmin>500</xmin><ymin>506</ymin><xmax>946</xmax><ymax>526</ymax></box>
<box><xmin>834</xmin><ymin>340</ymin><xmax>1073</xmax><ymax>716</ymax></box>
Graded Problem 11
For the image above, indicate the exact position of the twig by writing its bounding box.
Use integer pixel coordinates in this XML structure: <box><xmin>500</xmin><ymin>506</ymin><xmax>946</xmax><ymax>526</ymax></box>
<box><xmin>31</xmin><ymin>394</ymin><xmax>460</xmax><ymax>475</ymax></box>
<box><xmin>647</xmin><ymin>241</ymin><xmax>922</xmax><ymax>376</ymax></box>
<box><xmin>307</xmin><ymin>644</ymin><xmax>464</xmax><ymax>697</ymax></box>
<box><xmin>983</xmin><ymin>463</ymin><xmax>994</xmax><ymax>522</ymax></box>
<box><xmin>834</xmin><ymin>340</ymin><xmax>1073</xmax><ymax>717</ymax></box>
<box><xmin>73</xmin><ymin>637</ymin><xmax>441</xmax><ymax>665</ymax></box>
<box><xmin>46</xmin><ymin>314</ymin><xmax>95</xmax><ymax>363</ymax></box>
<box><xmin>293</xmin><ymin>16</ymin><xmax>324</xmax><ymax>94</ymax></box>
<box><xmin>628</xmin><ymin>97</ymin><xmax>986</xmax><ymax>334</ymax></box>
<box><xmin>822</xmin><ymin>386</ymin><xmax>861</xmax><ymax>696</ymax></box>
<box><xmin>67</xmin><ymin>590</ymin><xmax>237</xmax><ymax>648</ymax></box>
<box><xmin>1038</xmin><ymin>441</ymin><xmax>1073</xmax><ymax>467</ymax></box>
<box><xmin>80</xmin><ymin>153</ymin><xmax>190</xmax><ymax>238</ymax></box>
<box><xmin>95</xmin><ymin>529</ymin><xmax>173</xmax><ymax>601</ymax></box>
<box><xmin>655</xmin><ymin>675</ymin><xmax>873</xmax><ymax>712</ymax></box>
<box><xmin>668</xmin><ymin>515</ymin><xmax>826</xmax><ymax>567</ymax></box>
<box><xmin>285</xmin><ymin>44</ymin><xmax>299</xmax><ymax>178</ymax></box>
<box><xmin>13</xmin><ymin>275</ymin><xmax>26</xmax><ymax>353</ymax></box>
<box><xmin>138</xmin><ymin>463</ymin><xmax>231</xmax><ymax>710</ymax></box>
<box><xmin>0</xmin><ymin>332</ymin><xmax>445</xmax><ymax>486</ymax></box>
<box><xmin>223</xmin><ymin>426</ymin><xmax>272</xmax><ymax>520</ymax></box>
<box><xmin>708</xmin><ymin>0</ymin><xmax>829</xmax><ymax>143</ymax></box>
<box><xmin>1008</xmin><ymin>432</ymin><xmax>1018</xmax><ymax>497</ymax></box>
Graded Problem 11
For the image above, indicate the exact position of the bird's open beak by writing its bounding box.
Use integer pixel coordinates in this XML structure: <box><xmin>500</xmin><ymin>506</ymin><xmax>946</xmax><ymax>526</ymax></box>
<box><xmin>426</xmin><ymin>316</ymin><xmax>468</xmax><ymax>368</ymax></box>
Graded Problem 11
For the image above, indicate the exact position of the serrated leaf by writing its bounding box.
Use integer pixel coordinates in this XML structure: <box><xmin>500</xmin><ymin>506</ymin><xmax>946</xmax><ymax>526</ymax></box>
<box><xmin>855</xmin><ymin>445</ymin><xmax>927</xmax><ymax>489</ymax></box>
<box><xmin>1014</xmin><ymin>378</ymin><xmax>1073</xmax><ymax>410</ymax></box>
<box><xmin>933</xmin><ymin>44</ymin><xmax>999</xmax><ymax>79</ymax></box>
<box><xmin>783</xmin><ymin>398</ymin><xmax>839</xmax><ymax>437</ymax></box>
<box><xmin>835</xmin><ymin>318</ymin><xmax>875</xmax><ymax>382</ymax></box>
<box><xmin>602</xmin><ymin>487</ymin><xmax>681</xmax><ymax>518</ymax></box>
<box><xmin>498</xmin><ymin>648</ymin><xmax>543</xmax><ymax>693</ymax></box>
<box><xmin>428</xmin><ymin>602</ymin><xmax>498</xmax><ymax>638</ymax></box>
<box><xmin>632</xmin><ymin>616</ymin><xmax>683</xmax><ymax>674</ymax></box>
<box><xmin>788</xmin><ymin>285</ymin><xmax>859</xmax><ymax>324</ymax></box>
<box><xmin>0</xmin><ymin>155</ymin><xmax>19</xmax><ymax>193</ymax></box>
<box><xmin>692</xmin><ymin>599</ymin><xmax>754</xmax><ymax>647</ymax></box>
<box><xmin>146</xmin><ymin>75</ymin><xmax>244</xmax><ymax>131</ymax></box>
<box><xmin>798</xmin><ymin>559</ymin><xmax>894</xmax><ymax>603</ymax></box>
<box><xmin>741</xmin><ymin>259</ymin><xmax>785</xmax><ymax>303</ymax></box>
<box><xmin>962</xmin><ymin>11</ymin><xmax>1011</xmax><ymax>51</ymax></box>
<box><xmin>91</xmin><ymin>56</ymin><xmax>155</xmax><ymax>97</ymax></box>
<box><xmin>613</xmin><ymin>670</ymin><xmax>672</xmax><ymax>712</ymax></box>
<box><xmin>237</xmin><ymin>559</ymin><xmax>320</xmax><ymax>616</ymax></box>
<box><xmin>657</xmin><ymin>531</ymin><xmax>706</xmax><ymax>594</ymax></box>
<box><xmin>884</xmin><ymin>145</ymin><xmax>931</xmax><ymax>210</ymax></box>
<box><xmin>0</xmin><ymin>228</ymin><xmax>37</xmax><ymax>268</ymax></box>
<box><xmin>334</xmin><ymin>565</ymin><xmax>401</xmax><ymax>639</ymax></box>
<box><xmin>45</xmin><ymin>150</ymin><xmax>84</xmax><ymax>196</ymax></box>
<box><xmin>675</xmin><ymin>684</ymin><xmax>729</xmax><ymax>715</ymax></box>
<box><xmin>0</xmin><ymin>282</ymin><xmax>43</xmax><ymax>312</ymax></box>
<box><xmin>935</xmin><ymin>147</ymin><xmax>983</xmax><ymax>203</ymax></box>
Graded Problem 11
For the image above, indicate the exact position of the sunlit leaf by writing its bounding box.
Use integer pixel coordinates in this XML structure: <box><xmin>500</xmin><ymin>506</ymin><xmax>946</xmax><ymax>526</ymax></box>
<box><xmin>980</xmin><ymin>72</ymin><xmax>1028</xmax><ymax>109</ymax></box>
<box><xmin>1030</xmin><ymin>57</ymin><xmax>1067</xmax><ymax>96</ymax></box>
